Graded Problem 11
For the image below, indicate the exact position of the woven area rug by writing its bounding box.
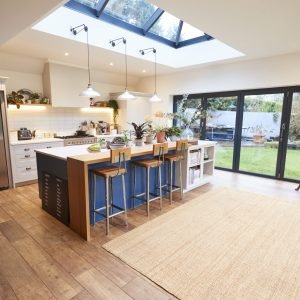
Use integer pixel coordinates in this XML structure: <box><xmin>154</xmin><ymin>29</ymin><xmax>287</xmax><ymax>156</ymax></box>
<box><xmin>103</xmin><ymin>188</ymin><xmax>300</xmax><ymax>299</ymax></box>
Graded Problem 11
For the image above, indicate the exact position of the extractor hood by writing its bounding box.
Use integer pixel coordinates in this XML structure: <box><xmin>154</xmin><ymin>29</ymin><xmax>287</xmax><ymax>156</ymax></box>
<box><xmin>109</xmin><ymin>91</ymin><xmax>152</xmax><ymax>101</ymax></box>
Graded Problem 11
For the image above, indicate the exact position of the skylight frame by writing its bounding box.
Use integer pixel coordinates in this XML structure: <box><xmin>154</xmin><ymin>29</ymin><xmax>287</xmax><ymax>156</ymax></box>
<box><xmin>65</xmin><ymin>0</ymin><xmax>214</xmax><ymax>49</ymax></box>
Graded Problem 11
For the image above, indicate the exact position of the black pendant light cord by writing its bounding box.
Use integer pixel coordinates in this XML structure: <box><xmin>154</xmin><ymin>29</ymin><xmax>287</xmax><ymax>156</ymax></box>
<box><xmin>86</xmin><ymin>29</ymin><xmax>91</xmax><ymax>85</ymax></box>
<box><xmin>139</xmin><ymin>47</ymin><xmax>157</xmax><ymax>93</ymax></box>
<box><xmin>70</xmin><ymin>24</ymin><xmax>90</xmax><ymax>85</ymax></box>
<box><xmin>110</xmin><ymin>37</ymin><xmax>127</xmax><ymax>89</ymax></box>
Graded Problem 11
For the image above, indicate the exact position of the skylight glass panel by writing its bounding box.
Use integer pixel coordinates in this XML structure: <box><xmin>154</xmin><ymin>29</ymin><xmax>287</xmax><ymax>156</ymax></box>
<box><xmin>180</xmin><ymin>23</ymin><xmax>205</xmax><ymax>41</ymax></box>
<box><xmin>74</xmin><ymin>0</ymin><xmax>99</xmax><ymax>9</ymax></box>
<box><xmin>149</xmin><ymin>12</ymin><xmax>180</xmax><ymax>42</ymax></box>
<box><xmin>104</xmin><ymin>0</ymin><xmax>157</xmax><ymax>28</ymax></box>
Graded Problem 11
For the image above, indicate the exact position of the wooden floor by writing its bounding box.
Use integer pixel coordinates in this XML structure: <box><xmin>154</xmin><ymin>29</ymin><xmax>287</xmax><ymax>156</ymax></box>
<box><xmin>0</xmin><ymin>170</ymin><xmax>299</xmax><ymax>299</ymax></box>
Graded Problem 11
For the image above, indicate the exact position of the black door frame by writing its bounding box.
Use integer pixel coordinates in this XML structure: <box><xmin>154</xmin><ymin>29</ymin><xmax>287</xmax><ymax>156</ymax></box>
<box><xmin>173</xmin><ymin>85</ymin><xmax>300</xmax><ymax>182</ymax></box>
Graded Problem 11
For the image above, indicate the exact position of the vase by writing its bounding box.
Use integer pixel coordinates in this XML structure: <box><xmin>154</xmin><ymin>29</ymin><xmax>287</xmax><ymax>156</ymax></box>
<box><xmin>156</xmin><ymin>132</ymin><xmax>166</xmax><ymax>143</ymax></box>
<box><xmin>135</xmin><ymin>139</ymin><xmax>143</xmax><ymax>146</ymax></box>
<box><xmin>170</xmin><ymin>135</ymin><xmax>178</xmax><ymax>142</ymax></box>
<box><xmin>181</xmin><ymin>126</ymin><xmax>194</xmax><ymax>140</ymax></box>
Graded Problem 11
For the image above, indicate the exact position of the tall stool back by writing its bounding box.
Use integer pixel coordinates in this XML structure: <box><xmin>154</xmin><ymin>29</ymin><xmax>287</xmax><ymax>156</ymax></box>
<box><xmin>111</xmin><ymin>148</ymin><xmax>131</xmax><ymax>173</ymax></box>
<box><xmin>153</xmin><ymin>142</ymin><xmax>168</xmax><ymax>164</ymax></box>
<box><xmin>176</xmin><ymin>140</ymin><xmax>189</xmax><ymax>158</ymax></box>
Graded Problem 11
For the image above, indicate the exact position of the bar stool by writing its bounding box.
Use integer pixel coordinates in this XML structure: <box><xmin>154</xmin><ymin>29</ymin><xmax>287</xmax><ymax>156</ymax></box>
<box><xmin>164</xmin><ymin>140</ymin><xmax>189</xmax><ymax>204</ymax></box>
<box><xmin>132</xmin><ymin>143</ymin><xmax>168</xmax><ymax>216</ymax></box>
<box><xmin>92</xmin><ymin>148</ymin><xmax>131</xmax><ymax>235</ymax></box>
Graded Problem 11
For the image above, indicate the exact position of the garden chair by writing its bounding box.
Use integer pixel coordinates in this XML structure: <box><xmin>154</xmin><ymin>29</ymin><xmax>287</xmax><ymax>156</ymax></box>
<box><xmin>296</xmin><ymin>183</ymin><xmax>300</xmax><ymax>191</ymax></box>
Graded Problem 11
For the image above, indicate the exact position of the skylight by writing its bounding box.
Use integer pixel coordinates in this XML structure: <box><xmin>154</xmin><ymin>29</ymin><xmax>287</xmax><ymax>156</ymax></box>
<box><xmin>66</xmin><ymin>0</ymin><xmax>214</xmax><ymax>48</ymax></box>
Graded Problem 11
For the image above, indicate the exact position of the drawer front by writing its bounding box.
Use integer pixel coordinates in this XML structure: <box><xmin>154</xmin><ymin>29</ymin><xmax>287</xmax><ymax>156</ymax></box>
<box><xmin>16</xmin><ymin>152</ymin><xmax>36</xmax><ymax>162</ymax></box>
<box><xmin>15</xmin><ymin>158</ymin><xmax>37</xmax><ymax>169</ymax></box>
<box><xmin>15</xmin><ymin>166</ymin><xmax>37</xmax><ymax>182</ymax></box>
<box><xmin>14</xmin><ymin>145</ymin><xmax>35</xmax><ymax>155</ymax></box>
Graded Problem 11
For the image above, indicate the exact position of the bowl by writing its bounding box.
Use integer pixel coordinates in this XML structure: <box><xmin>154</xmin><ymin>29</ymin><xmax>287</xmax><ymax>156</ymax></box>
<box><xmin>109</xmin><ymin>144</ymin><xmax>125</xmax><ymax>150</ymax></box>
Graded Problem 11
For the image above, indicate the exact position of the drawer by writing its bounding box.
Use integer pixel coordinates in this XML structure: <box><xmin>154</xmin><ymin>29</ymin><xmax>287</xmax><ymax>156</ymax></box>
<box><xmin>15</xmin><ymin>166</ymin><xmax>37</xmax><ymax>182</ymax></box>
<box><xmin>14</xmin><ymin>145</ymin><xmax>35</xmax><ymax>155</ymax></box>
<box><xmin>15</xmin><ymin>158</ymin><xmax>37</xmax><ymax>169</ymax></box>
<box><xmin>16</xmin><ymin>152</ymin><xmax>36</xmax><ymax>161</ymax></box>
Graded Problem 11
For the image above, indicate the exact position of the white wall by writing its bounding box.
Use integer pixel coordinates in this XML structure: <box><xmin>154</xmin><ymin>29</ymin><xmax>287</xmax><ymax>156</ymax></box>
<box><xmin>137</xmin><ymin>52</ymin><xmax>300</xmax><ymax>114</ymax></box>
<box><xmin>0</xmin><ymin>52</ymin><xmax>143</xmax><ymax>132</ymax></box>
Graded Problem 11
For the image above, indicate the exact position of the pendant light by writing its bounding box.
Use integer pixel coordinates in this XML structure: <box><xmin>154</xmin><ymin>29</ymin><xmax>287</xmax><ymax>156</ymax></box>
<box><xmin>70</xmin><ymin>24</ymin><xmax>100</xmax><ymax>97</ymax></box>
<box><xmin>110</xmin><ymin>37</ymin><xmax>134</xmax><ymax>100</ymax></box>
<box><xmin>140</xmin><ymin>47</ymin><xmax>162</xmax><ymax>102</ymax></box>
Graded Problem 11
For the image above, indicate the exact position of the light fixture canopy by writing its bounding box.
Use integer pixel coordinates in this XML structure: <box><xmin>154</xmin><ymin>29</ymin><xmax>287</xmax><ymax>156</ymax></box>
<box><xmin>110</xmin><ymin>37</ymin><xmax>134</xmax><ymax>101</ymax></box>
<box><xmin>70</xmin><ymin>24</ymin><xmax>100</xmax><ymax>98</ymax></box>
<box><xmin>139</xmin><ymin>47</ymin><xmax>162</xmax><ymax>102</ymax></box>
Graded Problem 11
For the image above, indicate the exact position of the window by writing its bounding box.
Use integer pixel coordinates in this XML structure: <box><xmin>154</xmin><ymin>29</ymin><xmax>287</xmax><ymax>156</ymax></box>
<box><xmin>68</xmin><ymin>0</ymin><xmax>213</xmax><ymax>48</ymax></box>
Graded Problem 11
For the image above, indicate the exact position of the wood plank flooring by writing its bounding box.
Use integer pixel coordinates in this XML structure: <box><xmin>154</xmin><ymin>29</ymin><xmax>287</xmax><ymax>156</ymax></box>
<box><xmin>0</xmin><ymin>170</ymin><xmax>298</xmax><ymax>299</ymax></box>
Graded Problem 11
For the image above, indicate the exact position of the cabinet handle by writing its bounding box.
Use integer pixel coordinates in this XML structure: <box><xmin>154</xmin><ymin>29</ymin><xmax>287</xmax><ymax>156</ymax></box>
<box><xmin>26</xmin><ymin>167</ymin><xmax>31</xmax><ymax>171</ymax></box>
<box><xmin>24</xmin><ymin>148</ymin><xmax>30</xmax><ymax>151</ymax></box>
<box><xmin>46</xmin><ymin>146</ymin><xmax>52</xmax><ymax>149</ymax></box>
<box><xmin>24</xmin><ymin>154</ymin><xmax>30</xmax><ymax>158</ymax></box>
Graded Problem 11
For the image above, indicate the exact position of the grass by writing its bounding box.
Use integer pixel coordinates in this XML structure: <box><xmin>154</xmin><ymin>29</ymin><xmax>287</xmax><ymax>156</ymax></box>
<box><xmin>216</xmin><ymin>144</ymin><xmax>300</xmax><ymax>179</ymax></box>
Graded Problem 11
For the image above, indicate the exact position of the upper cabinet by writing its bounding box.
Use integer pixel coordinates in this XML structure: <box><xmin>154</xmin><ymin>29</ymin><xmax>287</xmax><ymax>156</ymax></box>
<box><xmin>43</xmin><ymin>63</ymin><xmax>90</xmax><ymax>108</ymax></box>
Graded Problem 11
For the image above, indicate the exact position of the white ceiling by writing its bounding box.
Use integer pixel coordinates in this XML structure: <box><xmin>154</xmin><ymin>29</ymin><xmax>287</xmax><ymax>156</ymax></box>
<box><xmin>1</xmin><ymin>0</ymin><xmax>300</xmax><ymax>77</ymax></box>
<box><xmin>151</xmin><ymin>0</ymin><xmax>300</xmax><ymax>59</ymax></box>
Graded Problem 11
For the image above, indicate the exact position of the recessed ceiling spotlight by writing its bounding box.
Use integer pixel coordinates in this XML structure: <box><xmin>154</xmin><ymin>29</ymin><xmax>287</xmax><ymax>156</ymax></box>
<box><xmin>109</xmin><ymin>62</ymin><xmax>114</xmax><ymax>66</ymax></box>
<box><xmin>142</xmin><ymin>69</ymin><xmax>146</xmax><ymax>73</ymax></box>
<box><xmin>64</xmin><ymin>52</ymin><xmax>69</xmax><ymax>56</ymax></box>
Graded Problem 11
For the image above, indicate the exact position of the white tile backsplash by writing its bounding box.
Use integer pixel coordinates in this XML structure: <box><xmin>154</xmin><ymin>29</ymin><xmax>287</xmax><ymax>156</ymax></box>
<box><xmin>7</xmin><ymin>107</ymin><xmax>113</xmax><ymax>134</ymax></box>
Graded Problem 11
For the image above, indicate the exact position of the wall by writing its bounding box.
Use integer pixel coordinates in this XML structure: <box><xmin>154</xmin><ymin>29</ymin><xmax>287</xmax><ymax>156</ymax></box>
<box><xmin>7</xmin><ymin>107</ymin><xmax>113</xmax><ymax>135</ymax></box>
<box><xmin>137</xmin><ymin>52</ymin><xmax>300</xmax><ymax>114</ymax></box>
<box><xmin>0</xmin><ymin>52</ymin><xmax>142</xmax><ymax>132</ymax></box>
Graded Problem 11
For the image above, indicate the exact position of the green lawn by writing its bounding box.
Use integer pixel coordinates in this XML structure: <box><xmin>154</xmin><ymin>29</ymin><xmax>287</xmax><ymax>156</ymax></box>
<box><xmin>216</xmin><ymin>145</ymin><xmax>300</xmax><ymax>179</ymax></box>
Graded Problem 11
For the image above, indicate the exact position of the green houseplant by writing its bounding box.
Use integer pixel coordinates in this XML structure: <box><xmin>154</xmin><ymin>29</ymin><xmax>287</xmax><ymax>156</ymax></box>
<box><xmin>167</xmin><ymin>126</ymin><xmax>181</xmax><ymax>141</ymax></box>
<box><xmin>130</xmin><ymin>122</ymin><xmax>149</xmax><ymax>146</ymax></box>
<box><xmin>108</xmin><ymin>100</ymin><xmax>119</xmax><ymax>128</ymax></box>
<box><xmin>7</xmin><ymin>91</ymin><xmax>24</xmax><ymax>109</ymax></box>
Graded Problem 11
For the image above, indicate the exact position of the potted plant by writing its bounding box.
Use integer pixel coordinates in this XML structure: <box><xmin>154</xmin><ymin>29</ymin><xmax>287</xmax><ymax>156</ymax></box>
<box><xmin>31</xmin><ymin>92</ymin><xmax>41</xmax><ymax>104</ymax></box>
<box><xmin>108</xmin><ymin>100</ymin><xmax>119</xmax><ymax>129</ymax></box>
<box><xmin>252</xmin><ymin>125</ymin><xmax>266</xmax><ymax>144</ymax></box>
<box><xmin>155</xmin><ymin>127</ymin><xmax>168</xmax><ymax>143</ymax></box>
<box><xmin>167</xmin><ymin>126</ymin><xmax>181</xmax><ymax>141</ymax></box>
<box><xmin>145</xmin><ymin>123</ymin><xmax>155</xmax><ymax>144</ymax></box>
<box><xmin>130</xmin><ymin>122</ymin><xmax>149</xmax><ymax>146</ymax></box>
<box><xmin>123</xmin><ymin>130</ymin><xmax>133</xmax><ymax>147</ymax></box>
<box><xmin>7</xmin><ymin>91</ymin><xmax>24</xmax><ymax>109</ymax></box>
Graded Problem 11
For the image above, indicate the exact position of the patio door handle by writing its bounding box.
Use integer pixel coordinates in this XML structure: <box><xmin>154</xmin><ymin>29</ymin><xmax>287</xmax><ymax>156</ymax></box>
<box><xmin>280</xmin><ymin>123</ymin><xmax>286</xmax><ymax>142</ymax></box>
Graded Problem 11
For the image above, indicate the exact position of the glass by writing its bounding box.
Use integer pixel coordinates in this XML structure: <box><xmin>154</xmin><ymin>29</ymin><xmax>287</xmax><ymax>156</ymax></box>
<box><xmin>104</xmin><ymin>0</ymin><xmax>157</xmax><ymax>27</ymax></box>
<box><xmin>206</xmin><ymin>96</ymin><xmax>238</xmax><ymax>169</ymax></box>
<box><xmin>284</xmin><ymin>93</ymin><xmax>300</xmax><ymax>180</ymax></box>
<box><xmin>239</xmin><ymin>93</ymin><xmax>284</xmax><ymax>176</ymax></box>
<box><xmin>179</xmin><ymin>23</ymin><xmax>205</xmax><ymax>41</ymax></box>
<box><xmin>149</xmin><ymin>12</ymin><xmax>180</xmax><ymax>42</ymax></box>
<box><xmin>74</xmin><ymin>0</ymin><xmax>99</xmax><ymax>9</ymax></box>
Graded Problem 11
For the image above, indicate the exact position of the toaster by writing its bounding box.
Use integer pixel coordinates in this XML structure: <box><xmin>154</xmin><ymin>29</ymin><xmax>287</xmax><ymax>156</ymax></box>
<box><xmin>17</xmin><ymin>128</ymin><xmax>32</xmax><ymax>140</ymax></box>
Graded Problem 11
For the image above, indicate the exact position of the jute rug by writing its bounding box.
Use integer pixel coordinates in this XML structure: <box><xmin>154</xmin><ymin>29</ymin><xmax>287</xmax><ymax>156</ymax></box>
<box><xmin>103</xmin><ymin>188</ymin><xmax>300</xmax><ymax>299</ymax></box>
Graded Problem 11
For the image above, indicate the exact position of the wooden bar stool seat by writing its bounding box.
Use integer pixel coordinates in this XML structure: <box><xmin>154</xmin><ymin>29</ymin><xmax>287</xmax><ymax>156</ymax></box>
<box><xmin>93</xmin><ymin>166</ymin><xmax>126</xmax><ymax>177</ymax></box>
<box><xmin>92</xmin><ymin>148</ymin><xmax>131</xmax><ymax>235</ymax></box>
<box><xmin>163</xmin><ymin>140</ymin><xmax>188</xmax><ymax>204</ymax></box>
<box><xmin>132</xmin><ymin>143</ymin><xmax>168</xmax><ymax>216</ymax></box>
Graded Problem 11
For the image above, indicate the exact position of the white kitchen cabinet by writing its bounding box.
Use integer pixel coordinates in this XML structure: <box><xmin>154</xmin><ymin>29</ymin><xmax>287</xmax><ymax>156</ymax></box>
<box><xmin>175</xmin><ymin>141</ymin><xmax>216</xmax><ymax>192</ymax></box>
<box><xmin>10</xmin><ymin>141</ymin><xmax>64</xmax><ymax>187</ymax></box>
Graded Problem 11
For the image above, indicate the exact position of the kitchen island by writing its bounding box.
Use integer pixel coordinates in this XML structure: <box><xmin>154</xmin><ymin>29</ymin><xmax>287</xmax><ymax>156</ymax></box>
<box><xmin>36</xmin><ymin>140</ymin><xmax>216</xmax><ymax>241</ymax></box>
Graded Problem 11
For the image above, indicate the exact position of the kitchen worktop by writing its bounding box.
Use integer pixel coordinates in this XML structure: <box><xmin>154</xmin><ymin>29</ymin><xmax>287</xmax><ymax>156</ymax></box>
<box><xmin>35</xmin><ymin>142</ymin><xmax>177</xmax><ymax>162</ymax></box>
<box><xmin>35</xmin><ymin>140</ymin><xmax>216</xmax><ymax>163</ymax></box>
<box><xmin>10</xmin><ymin>137</ymin><xmax>63</xmax><ymax>145</ymax></box>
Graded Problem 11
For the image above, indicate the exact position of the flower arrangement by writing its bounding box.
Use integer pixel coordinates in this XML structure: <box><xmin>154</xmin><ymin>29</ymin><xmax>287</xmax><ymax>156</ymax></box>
<box><xmin>174</xmin><ymin>94</ymin><xmax>206</xmax><ymax>127</ymax></box>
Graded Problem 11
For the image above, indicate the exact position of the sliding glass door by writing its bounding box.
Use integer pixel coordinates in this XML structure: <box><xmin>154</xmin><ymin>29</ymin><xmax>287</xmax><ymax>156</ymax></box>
<box><xmin>239</xmin><ymin>93</ymin><xmax>284</xmax><ymax>176</ymax></box>
<box><xmin>283</xmin><ymin>92</ymin><xmax>300</xmax><ymax>180</ymax></box>
<box><xmin>206</xmin><ymin>96</ymin><xmax>238</xmax><ymax>169</ymax></box>
<box><xmin>173</xmin><ymin>86</ymin><xmax>300</xmax><ymax>182</ymax></box>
